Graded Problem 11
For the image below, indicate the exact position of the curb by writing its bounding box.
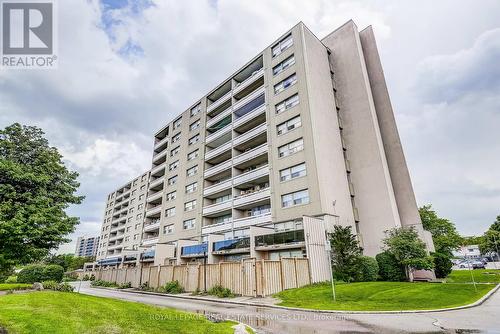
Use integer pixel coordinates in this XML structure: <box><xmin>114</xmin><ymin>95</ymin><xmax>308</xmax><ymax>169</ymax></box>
<box><xmin>88</xmin><ymin>282</ymin><xmax>499</xmax><ymax>315</ymax></box>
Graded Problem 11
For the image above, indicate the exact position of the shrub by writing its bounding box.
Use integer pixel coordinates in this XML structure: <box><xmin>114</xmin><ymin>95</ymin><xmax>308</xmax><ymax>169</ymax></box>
<box><xmin>42</xmin><ymin>280</ymin><xmax>59</xmax><ymax>290</ymax></box>
<box><xmin>83</xmin><ymin>274</ymin><xmax>90</xmax><ymax>281</ymax></box>
<box><xmin>139</xmin><ymin>282</ymin><xmax>154</xmax><ymax>291</ymax></box>
<box><xmin>17</xmin><ymin>264</ymin><xmax>45</xmax><ymax>283</ymax></box>
<box><xmin>118</xmin><ymin>282</ymin><xmax>132</xmax><ymax>289</ymax></box>
<box><xmin>91</xmin><ymin>279</ymin><xmax>119</xmax><ymax>288</ymax></box>
<box><xmin>354</xmin><ymin>256</ymin><xmax>379</xmax><ymax>282</ymax></box>
<box><xmin>4</xmin><ymin>276</ymin><xmax>17</xmax><ymax>284</ymax></box>
<box><xmin>432</xmin><ymin>252</ymin><xmax>453</xmax><ymax>278</ymax></box>
<box><xmin>55</xmin><ymin>282</ymin><xmax>74</xmax><ymax>292</ymax></box>
<box><xmin>207</xmin><ymin>285</ymin><xmax>234</xmax><ymax>298</ymax></box>
<box><xmin>376</xmin><ymin>251</ymin><xmax>406</xmax><ymax>281</ymax></box>
<box><xmin>42</xmin><ymin>265</ymin><xmax>64</xmax><ymax>282</ymax></box>
<box><xmin>158</xmin><ymin>280</ymin><xmax>184</xmax><ymax>294</ymax></box>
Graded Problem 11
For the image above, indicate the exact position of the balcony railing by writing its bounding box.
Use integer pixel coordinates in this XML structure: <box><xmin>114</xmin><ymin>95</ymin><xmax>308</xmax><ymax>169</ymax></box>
<box><xmin>233</xmin><ymin>164</ymin><xmax>269</xmax><ymax>186</ymax></box>
<box><xmin>152</xmin><ymin>149</ymin><xmax>167</xmax><ymax>163</ymax></box>
<box><xmin>233</xmin><ymin>86</ymin><xmax>265</xmax><ymax>113</ymax></box>
<box><xmin>154</xmin><ymin>136</ymin><xmax>169</xmax><ymax>151</ymax></box>
<box><xmin>233</xmin><ymin>187</ymin><xmax>270</xmax><ymax>207</ymax></box>
<box><xmin>206</xmin><ymin>107</ymin><xmax>232</xmax><ymax>128</ymax></box>
<box><xmin>142</xmin><ymin>237</ymin><xmax>159</xmax><ymax>246</ymax></box>
<box><xmin>233</xmin><ymin>212</ymin><xmax>272</xmax><ymax>229</ymax></box>
<box><xmin>255</xmin><ymin>229</ymin><xmax>305</xmax><ymax>248</ymax></box>
<box><xmin>205</xmin><ymin>141</ymin><xmax>232</xmax><ymax>161</ymax></box>
<box><xmin>143</xmin><ymin>221</ymin><xmax>160</xmax><ymax>232</ymax></box>
<box><xmin>206</xmin><ymin>123</ymin><xmax>232</xmax><ymax>144</ymax></box>
<box><xmin>233</xmin><ymin>123</ymin><xmax>267</xmax><ymax>147</ymax></box>
<box><xmin>146</xmin><ymin>191</ymin><xmax>163</xmax><ymax>203</ymax></box>
<box><xmin>149</xmin><ymin>176</ymin><xmax>164</xmax><ymax>189</ymax></box>
<box><xmin>145</xmin><ymin>205</ymin><xmax>162</xmax><ymax>217</ymax></box>
<box><xmin>207</xmin><ymin>91</ymin><xmax>232</xmax><ymax>113</ymax></box>
<box><xmin>140</xmin><ymin>249</ymin><xmax>155</xmax><ymax>261</ymax></box>
<box><xmin>150</xmin><ymin>162</ymin><xmax>166</xmax><ymax>176</ymax></box>
<box><xmin>213</xmin><ymin>237</ymin><xmax>250</xmax><ymax>253</ymax></box>
<box><xmin>233</xmin><ymin>104</ymin><xmax>266</xmax><ymax>129</ymax></box>
<box><xmin>202</xmin><ymin>199</ymin><xmax>233</xmax><ymax>216</ymax></box>
<box><xmin>204</xmin><ymin>159</ymin><xmax>232</xmax><ymax>178</ymax></box>
<box><xmin>203</xmin><ymin>178</ymin><xmax>232</xmax><ymax>197</ymax></box>
<box><xmin>181</xmin><ymin>243</ymin><xmax>207</xmax><ymax>257</ymax></box>
<box><xmin>233</xmin><ymin>143</ymin><xmax>267</xmax><ymax>166</ymax></box>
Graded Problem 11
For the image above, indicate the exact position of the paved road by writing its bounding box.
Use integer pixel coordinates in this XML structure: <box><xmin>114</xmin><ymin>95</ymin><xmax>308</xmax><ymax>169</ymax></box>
<box><xmin>73</xmin><ymin>281</ymin><xmax>500</xmax><ymax>333</ymax></box>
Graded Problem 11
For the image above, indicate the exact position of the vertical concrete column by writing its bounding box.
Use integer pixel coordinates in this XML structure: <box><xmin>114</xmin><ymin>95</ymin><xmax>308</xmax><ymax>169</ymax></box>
<box><xmin>207</xmin><ymin>234</ymin><xmax>224</xmax><ymax>264</ymax></box>
<box><xmin>249</xmin><ymin>226</ymin><xmax>274</xmax><ymax>260</ymax></box>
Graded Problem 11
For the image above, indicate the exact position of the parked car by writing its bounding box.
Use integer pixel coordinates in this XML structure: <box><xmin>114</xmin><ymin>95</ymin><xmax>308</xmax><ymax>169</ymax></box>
<box><xmin>458</xmin><ymin>260</ymin><xmax>485</xmax><ymax>269</ymax></box>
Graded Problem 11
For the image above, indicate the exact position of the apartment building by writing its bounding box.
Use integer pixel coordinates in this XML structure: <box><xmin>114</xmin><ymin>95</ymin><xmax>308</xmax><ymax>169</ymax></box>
<box><xmin>96</xmin><ymin>171</ymin><xmax>150</xmax><ymax>266</ymax></box>
<box><xmin>95</xmin><ymin>21</ymin><xmax>433</xmax><ymax>281</ymax></box>
<box><xmin>75</xmin><ymin>235</ymin><xmax>100</xmax><ymax>257</ymax></box>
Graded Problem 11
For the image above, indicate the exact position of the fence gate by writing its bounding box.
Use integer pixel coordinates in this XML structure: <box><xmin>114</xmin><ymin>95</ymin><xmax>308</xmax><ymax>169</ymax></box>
<box><xmin>242</xmin><ymin>258</ymin><xmax>257</xmax><ymax>297</ymax></box>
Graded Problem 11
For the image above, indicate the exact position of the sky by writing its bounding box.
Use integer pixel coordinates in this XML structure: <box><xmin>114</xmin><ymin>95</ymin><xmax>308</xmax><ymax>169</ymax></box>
<box><xmin>1</xmin><ymin>0</ymin><xmax>499</xmax><ymax>254</ymax></box>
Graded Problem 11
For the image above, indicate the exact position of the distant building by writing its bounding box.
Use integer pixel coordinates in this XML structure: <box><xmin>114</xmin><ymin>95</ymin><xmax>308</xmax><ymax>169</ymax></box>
<box><xmin>75</xmin><ymin>236</ymin><xmax>100</xmax><ymax>257</ymax></box>
<box><xmin>453</xmin><ymin>245</ymin><xmax>481</xmax><ymax>259</ymax></box>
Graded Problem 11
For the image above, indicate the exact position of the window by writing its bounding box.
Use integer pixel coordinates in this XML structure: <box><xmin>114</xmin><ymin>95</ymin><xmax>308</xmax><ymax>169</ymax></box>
<box><xmin>139</xmin><ymin>194</ymin><xmax>144</xmax><ymax>201</ymax></box>
<box><xmin>165</xmin><ymin>207</ymin><xmax>176</xmax><ymax>217</ymax></box>
<box><xmin>215</xmin><ymin>194</ymin><xmax>231</xmax><ymax>203</ymax></box>
<box><xmin>169</xmin><ymin>160</ymin><xmax>179</xmax><ymax>171</ymax></box>
<box><xmin>184</xmin><ymin>200</ymin><xmax>196</xmax><ymax>211</ymax></box>
<box><xmin>167</xmin><ymin>175</ymin><xmax>178</xmax><ymax>186</ymax></box>
<box><xmin>214</xmin><ymin>214</ymin><xmax>231</xmax><ymax>224</ymax></box>
<box><xmin>140</xmin><ymin>185</ymin><xmax>146</xmax><ymax>191</ymax></box>
<box><xmin>127</xmin><ymin>217</ymin><xmax>132</xmax><ymax>222</ymax></box>
<box><xmin>189</xmin><ymin>120</ymin><xmax>200</xmax><ymax>131</ymax></box>
<box><xmin>141</xmin><ymin>174</ymin><xmax>147</xmax><ymax>181</ymax></box>
<box><xmin>276</xmin><ymin>94</ymin><xmax>299</xmax><ymax>114</ymax></box>
<box><xmin>131</xmin><ymin>190</ymin><xmax>136</xmax><ymax>196</ymax></box>
<box><xmin>280</xmin><ymin>163</ymin><xmax>306</xmax><ymax>182</ymax></box>
<box><xmin>134</xmin><ymin>234</ymin><xmax>139</xmax><ymax>240</ymax></box>
<box><xmin>171</xmin><ymin>133</ymin><xmax>181</xmax><ymax>144</ymax></box>
<box><xmin>274</xmin><ymin>73</ymin><xmax>297</xmax><ymax>94</ymax></box>
<box><xmin>273</xmin><ymin>55</ymin><xmax>295</xmax><ymax>76</ymax></box>
<box><xmin>124</xmin><ymin>236</ymin><xmax>130</xmax><ymax>242</ymax></box>
<box><xmin>272</xmin><ymin>34</ymin><xmax>293</xmax><ymax>57</ymax></box>
<box><xmin>126</xmin><ymin>227</ymin><xmax>131</xmax><ymax>232</ymax></box>
<box><xmin>136</xmin><ymin>213</ymin><xmax>142</xmax><ymax>220</ymax></box>
<box><xmin>135</xmin><ymin>223</ymin><xmax>140</xmax><ymax>230</ymax></box>
<box><xmin>277</xmin><ymin>115</ymin><xmax>301</xmax><ymax>135</ymax></box>
<box><xmin>173</xmin><ymin>117</ymin><xmax>182</xmax><ymax>130</ymax></box>
<box><xmin>170</xmin><ymin>146</ymin><xmax>180</xmax><ymax>157</ymax></box>
<box><xmin>183</xmin><ymin>219</ymin><xmax>195</xmax><ymax>230</ymax></box>
<box><xmin>166</xmin><ymin>191</ymin><xmax>176</xmax><ymax>201</ymax></box>
<box><xmin>130</xmin><ymin>198</ymin><xmax>135</xmax><ymax>204</ymax></box>
<box><xmin>187</xmin><ymin>149</ymin><xmax>199</xmax><ymax>161</ymax></box>
<box><xmin>137</xmin><ymin>204</ymin><xmax>143</xmax><ymax>210</ymax></box>
<box><xmin>278</xmin><ymin>138</ymin><xmax>304</xmax><ymax>157</ymax></box>
<box><xmin>185</xmin><ymin>182</ymin><xmax>197</xmax><ymax>194</ymax></box>
<box><xmin>188</xmin><ymin>134</ymin><xmax>200</xmax><ymax>145</ymax></box>
<box><xmin>164</xmin><ymin>224</ymin><xmax>174</xmax><ymax>234</ymax></box>
<box><xmin>190</xmin><ymin>103</ymin><xmax>201</xmax><ymax>117</ymax></box>
<box><xmin>281</xmin><ymin>189</ymin><xmax>310</xmax><ymax>208</ymax></box>
<box><xmin>186</xmin><ymin>165</ymin><xmax>198</xmax><ymax>177</ymax></box>
<box><xmin>129</xmin><ymin>208</ymin><xmax>134</xmax><ymax>214</ymax></box>
<box><xmin>133</xmin><ymin>179</ymin><xmax>138</xmax><ymax>186</ymax></box>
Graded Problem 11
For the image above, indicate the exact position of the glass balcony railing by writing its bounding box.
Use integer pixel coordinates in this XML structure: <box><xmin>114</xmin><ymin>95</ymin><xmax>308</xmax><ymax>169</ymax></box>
<box><xmin>181</xmin><ymin>243</ymin><xmax>208</xmax><ymax>256</ymax></box>
<box><xmin>213</xmin><ymin>237</ymin><xmax>250</xmax><ymax>252</ymax></box>
<box><xmin>123</xmin><ymin>255</ymin><xmax>137</xmax><ymax>262</ymax></box>
<box><xmin>140</xmin><ymin>250</ymin><xmax>155</xmax><ymax>261</ymax></box>
<box><xmin>234</xmin><ymin>93</ymin><xmax>265</xmax><ymax>119</ymax></box>
<box><xmin>255</xmin><ymin>229</ymin><xmax>305</xmax><ymax>248</ymax></box>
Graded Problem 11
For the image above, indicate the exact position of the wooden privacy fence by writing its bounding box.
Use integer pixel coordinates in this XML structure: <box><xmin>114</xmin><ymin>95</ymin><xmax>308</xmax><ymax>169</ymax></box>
<box><xmin>89</xmin><ymin>257</ymin><xmax>311</xmax><ymax>297</ymax></box>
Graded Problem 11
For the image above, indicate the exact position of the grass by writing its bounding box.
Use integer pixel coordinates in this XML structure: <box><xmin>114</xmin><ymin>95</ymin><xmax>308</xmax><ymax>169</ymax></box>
<box><xmin>274</xmin><ymin>281</ymin><xmax>495</xmax><ymax>311</ymax></box>
<box><xmin>446</xmin><ymin>269</ymin><xmax>500</xmax><ymax>283</ymax></box>
<box><xmin>0</xmin><ymin>284</ymin><xmax>32</xmax><ymax>291</ymax></box>
<box><xmin>0</xmin><ymin>291</ymin><xmax>235</xmax><ymax>334</ymax></box>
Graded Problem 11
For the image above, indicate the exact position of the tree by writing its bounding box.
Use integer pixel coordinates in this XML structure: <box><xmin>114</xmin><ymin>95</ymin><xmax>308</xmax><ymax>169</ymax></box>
<box><xmin>0</xmin><ymin>123</ymin><xmax>84</xmax><ymax>277</ymax></box>
<box><xmin>329</xmin><ymin>225</ymin><xmax>362</xmax><ymax>282</ymax></box>
<box><xmin>419</xmin><ymin>205</ymin><xmax>461</xmax><ymax>278</ymax></box>
<box><xmin>376</xmin><ymin>251</ymin><xmax>406</xmax><ymax>281</ymax></box>
<box><xmin>383</xmin><ymin>227</ymin><xmax>433</xmax><ymax>281</ymax></box>
<box><xmin>479</xmin><ymin>217</ymin><xmax>500</xmax><ymax>258</ymax></box>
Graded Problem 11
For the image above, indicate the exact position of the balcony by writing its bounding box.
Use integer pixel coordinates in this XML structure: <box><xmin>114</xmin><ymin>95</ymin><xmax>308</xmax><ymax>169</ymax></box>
<box><xmin>213</xmin><ymin>237</ymin><xmax>250</xmax><ymax>255</ymax></box>
<box><xmin>152</xmin><ymin>149</ymin><xmax>167</xmax><ymax>164</ymax></box>
<box><xmin>142</xmin><ymin>236</ymin><xmax>159</xmax><ymax>246</ymax></box>
<box><xmin>204</xmin><ymin>159</ymin><xmax>232</xmax><ymax>179</ymax></box>
<box><xmin>146</xmin><ymin>191</ymin><xmax>163</xmax><ymax>203</ymax></box>
<box><xmin>203</xmin><ymin>178</ymin><xmax>232</xmax><ymax>197</ymax></box>
<box><xmin>233</xmin><ymin>143</ymin><xmax>267</xmax><ymax>167</ymax></box>
<box><xmin>233</xmin><ymin>123</ymin><xmax>267</xmax><ymax>148</ymax></box>
<box><xmin>207</xmin><ymin>91</ymin><xmax>231</xmax><ymax>113</ymax></box>
<box><xmin>205</xmin><ymin>141</ymin><xmax>232</xmax><ymax>162</ymax></box>
<box><xmin>181</xmin><ymin>243</ymin><xmax>207</xmax><ymax>258</ymax></box>
<box><xmin>140</xmin><ymin>249</ymin><xmax>155</xmax><ymax>262</ymax></box>
<box><xmin>233</xmin><ymin>68</ymin><xmax>264</xmax><ymax>95</ymax></box>
<box><xmin>233</xmin><ymin>187</ymin><xmax>270</xmax><ymax>208</ymax></box>
<box><xmin>255</xmin><ymin>229</ymin><xmax>305</xmax><ymax>250</ymax></box>
<box><xmin>206</xmin><ymin>123</ymin><xmax>231</xmax><ymax>146</ymax></box>
<box><xmin>150</xmin><ymin>162</ymin><xmax>166</xmax><ymax>176</ymax></box>
<box><xmin>233</xmin><ymin>212</ymin><xmax>272</xmax><ymax>229</ymax></box>
<box><xmin>207</xmin><ymin>107</ymin><xmax>232</xmax><ymax>129</ymax></box>
<box><xmin>233</xmin><ymin>86</ymin><xmax>265</xmax><ymax>112</ymax></box>
<box><xmin>143</xmin><ymin>220</ymin><xmax>160</xmax><ymax>232</ymax></box>
<box><xmin>202</xmin><ymin>199</ymin><xmax>232</xmax><ymax>216</ymax></box>
<box><xmin>233</xmin><ymin>164</ymin><xmax>269</xmax><ymax>186</ymax></box>
<box><xmin>149</xmin><ymin>176</ymin><xmax>164</xmax><ymax>189</ymax></box>
<box><xmin>202</xmin><ymin>221</ymin><xmax>233</xmax><ymax>235</ymax></box>
<box><xmin>154</xmin><ymin>136</ymin><xmax>169</xmax><ymax>151</ymax></box>
<box><xmin>233</xmin><ymin>104</ymin><xmax>266</xmax><ymax>130</ymax></box>
<box><xmin>145</xmin><ymin>205</ymin><xmax>162</xmax><ymax>217</ymax></box>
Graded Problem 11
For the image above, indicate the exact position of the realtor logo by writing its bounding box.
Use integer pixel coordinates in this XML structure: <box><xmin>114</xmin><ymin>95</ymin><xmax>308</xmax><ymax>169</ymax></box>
<box><xmin>1</xmin><ymin>0</ymin><xmax>57</xmax><ymax>69</ymax></box>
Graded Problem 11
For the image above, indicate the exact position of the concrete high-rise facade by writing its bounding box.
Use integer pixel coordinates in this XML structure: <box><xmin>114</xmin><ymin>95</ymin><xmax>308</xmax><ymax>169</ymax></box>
<box><xmin>95</xmin><ymin>21</ymin><xmax>433</xmax><ymax>281</ymax></box>
<box><xmin>75</xmin><ymin>235</ymin><xmax>100</xmax><ymax>257</ymax></box>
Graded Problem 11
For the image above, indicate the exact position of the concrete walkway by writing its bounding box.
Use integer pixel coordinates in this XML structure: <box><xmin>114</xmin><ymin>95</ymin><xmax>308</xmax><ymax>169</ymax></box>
<box><xmin>73</xmin><ymin>281</ymin><xmax>500</xmax><ymax>333</ymax></box>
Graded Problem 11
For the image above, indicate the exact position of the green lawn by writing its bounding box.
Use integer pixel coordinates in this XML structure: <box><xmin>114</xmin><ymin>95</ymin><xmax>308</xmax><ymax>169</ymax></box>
<box><xmin>446</xmin><ymin>269</ymin><xmax>500</xmax><ymax>283</ymax></box>
<box><xmin>274</xmin><ymin>281</ymin><xmax>495</xmax><ymax>311</ymax></box>
<box><xmin>0</xmin><ymin>291</ymin><xmax>235</xmax><ymax>334</ymax></box>
<box><xmin>0</xmin><ymin>284</ymin><xmax>32</xmax><ymax>291</ymax></box>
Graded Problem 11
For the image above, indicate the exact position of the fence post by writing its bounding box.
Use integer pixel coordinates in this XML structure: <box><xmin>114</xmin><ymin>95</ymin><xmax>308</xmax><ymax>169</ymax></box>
<box><xmin>218</xmin><ymin>262</ymin><xmax>222</xmax><ymax>286</ymax></box>
<box><xmin>294</xmin><ymin>257</ymin><xmax>298</xmax><ymax>288</ymax></box>
<box><xmin>279</xmin><ymin>258</ymin><xmax>284</xmax><ymax>291</ymax></box>
<box><xmin>157</xmin><ymin>265</ymin><xmax>161</xmax><ymax>288</ymax></box>
<box><xmin>260</xmin><ymin>259</ymin><xmax>265</xmax><ymax>297</ymax></box>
